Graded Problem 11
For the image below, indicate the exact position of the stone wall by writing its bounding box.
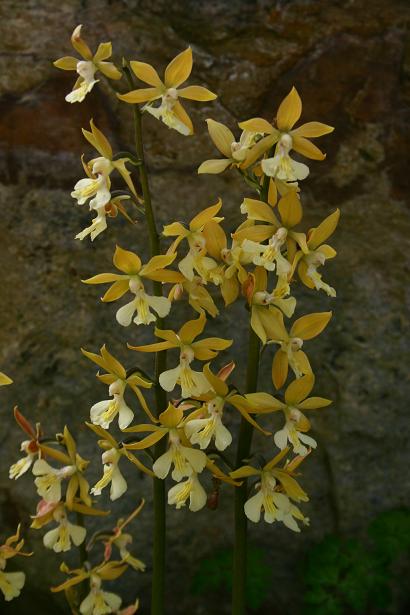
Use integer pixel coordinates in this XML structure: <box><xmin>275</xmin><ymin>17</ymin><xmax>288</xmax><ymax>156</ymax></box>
<box><xmin>0</xmin><ymin>1</ymin><xmax>409</xmax><ymax>613</ymax></box>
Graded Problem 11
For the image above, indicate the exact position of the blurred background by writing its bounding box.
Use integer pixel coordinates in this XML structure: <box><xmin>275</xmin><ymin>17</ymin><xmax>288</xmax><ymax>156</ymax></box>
<box><xmin>0</xmin><ymin>0</ymin><xmax>409</xmax><ymax>613</ymax></box>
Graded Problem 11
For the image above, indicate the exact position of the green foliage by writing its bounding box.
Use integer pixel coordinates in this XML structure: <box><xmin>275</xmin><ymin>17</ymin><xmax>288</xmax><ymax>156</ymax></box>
<box><xmin>191</xmin><ymin>546</ymin><xmax>272</xmax><ymax>610</ymax></box>
<box><xmin>303</xmin><ymin>509</ymin><xmax>410</xmax><ymax>614</ymax></box>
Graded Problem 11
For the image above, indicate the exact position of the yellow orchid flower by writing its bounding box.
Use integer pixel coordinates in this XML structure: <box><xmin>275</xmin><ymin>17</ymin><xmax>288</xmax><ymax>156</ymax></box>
<box><xmin>81</xmin><ymin>344</ymin><xmax>154</xmax><ymax>424</ymax></box>
<box><xmin>81</xmin><ymin>119</ymin><xmax>141</xmax><ymax>201</ymax></box>
<box><xmin>123</xmin><ymin>403</ymin><xmax>207</xmax><ymax>481</ymax></box>
<box><xmin>163</xmin><ymin>199</ymin><xmax>224</xmax><ymax>283</ymax></box>
<box><xmin>292</xmin><ymin>209</ymin><xmax>340</xmax><ymax>297</ymax></box>
<box><xmin>271</xmin><ymin>374</ymin><xmax>332</xmax><ymax>455</ymax></box>
<box><xmin>197</xmin><ymin>119</ymin><xmax>276</xmax><ymax>174</ymax></box>
<box><xmin>265</xmin><ymin>310</ymin><xmax>332</xmax><ymax>389</ymax></box>
<box><xmin>54</xmin><ymin>24</ymin><xmax>121</xmax><ymax>103</ymax></box>
<box><xmin>129</xmin><ymin>312</ymin><xmax>232</xmax><ymax>398</ymax></box>
<box><xmin>102</xmin><ymin>500</ymin><xmax>146</xmax><ymax>572</ymax></box>
<box><xmin>40</xmin><ymin>503</ymin><xmax>87</xmax><ymax>553</ymax></box>
<box><xmin>0</xmin><ymin>371</ymin><xmax>12</xmax><ymax>386</ymax></box>
<box><xmin>233</xmin><ymin>190</ymin><xmax>308</xmax><ymax>274</ymax></box>
<box><xmin>9</xmin><ymin>407</ymin><xmax>42</xmax><ymax>480</ymax></box>
<box><xmin>168</xmin><ymin>472</ymin><xmax>207</xmax><ymax>512</ymax></box>
<box><xmin>33</xmin><ymin>426</ymin><xmax>91</xmax><ymax>508</ymax></box>
<box><xmin>231</xmin><ymin>449</ymin><xmax>309</xmax><ymax>530</ymax></box>
<box><xmin>0</xmin><ymin>525</ymin><xmax>32</xmax><ymax>602</ymax></box>
<box><xmin>239</xmin><ymin>87</ymin><xmax>334</xmax><ymax>183</ymax></box>
<box><xmin>184</xmin><ymin>362</ymin><xmax>271</xmax><ymax>449</ymax></box>
<box><xmin>118</xmin><ymin>48</ymin><xmax>217</xmax><ymax>135</ymax></box>
<box><xmin>83</xmin><ymin>246</ymin><xmax>182</xmax><ymax>327</ymax></box>
<box><xmin>242</xmin><ymin>267</ymin><xmax>296</xmax><ymax>345</ymax></box>
<box><xmin>51</xmin><ymin>560</ymin><xmax>128</xmax><ymax>613</ymax></box>
<box><xmin>169</xmin><ymin>276</ymin><xmax>219</xmax><ymax>317</ymax></box>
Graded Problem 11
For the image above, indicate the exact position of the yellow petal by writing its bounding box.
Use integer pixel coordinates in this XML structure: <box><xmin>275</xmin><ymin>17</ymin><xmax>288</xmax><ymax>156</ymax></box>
<box><xmin>159</xmin><ymin>402</ymin><xmax>184</xmax><ymax>428</ymax></box>
<box><xmin>308</xmin><ymin>209</ymin><xmax>340</xmax><ymax>250</ymax></box>
<box><xmin>292</xmin><ymin>121</ymin><xmax>334</xmax><ymax>138</ymax></box>
<box><xmin>206</xmin><ymin>119</ymin><xmax>234</xmax><ymax>158</ymax></box>
<box><xmin>130</xmin><ymin>61</ymin><xmax>163</xmax><ymax>87</ymax></box>
<box><xmin>276</xmin><ymin>87</ymin><xmax>302</xmax><ymax>131</ymax></box>
<box><xmin>124</xmin><ymin>429</ymin><xmax>167</xmax><ymax>450</ymax></box>
<box><xmin>100</xmin><ymin>345</ymin><xmax>127</xmax><ymax>379</ymax></box>
<box><xmin>297</xmin><ymin>261</ymin><xmax>315</xmax><ymax>289</ymax></box>
<box><xmin>242</xmin><ymin>198</ymin><xmax>280</xmax><ymax>225</ymax></box>
<box><xmin>179</xmin><ymin>312</ymin><xmax>207</xmax><ymax>343</ymax></box>
<box><xmin>117</xmin><ymin>88</ymin><xmax>161</xmax><ymax>104</ymax></box>
<box><xmin>278</xmin><ymin>191</ymin><xmax>302</xmax><ymax>228</ymax></box>
<box><xmin>82</xmin><ymin>119</ymin><xmax>113</xmax><ymax>159</ymax></box>
<box><xmin>101</xmin><ymin>279</ymin><xmax>130</xmax><ymax>302</ymax></box>
<box><xmin>251</xmin><ymin>308</ymin><xmax>267</xmax><ymax>345</ymax></box>
<box><xmin>263</xmin><ymin>447</ymin><xmax>290</xmax><ymax>470</ymax></box>
<box><xmin>162</xmin><ymin>221</ymin><xmax>188</xmax><ymax>237</ymax></box>
<box><xmin>178</xmin><ymin>85</ymin><xmax>217</xmax><ymax>101</ymax></box>
<box><xmin>272</xmin><ymin>349</ymin><xmax>288</xmax><ymax>390</ymax></box>
<box><xmin>164</xmin><ymin>47</ymin><xmax>193</xmax><ymax>88</ymax></box>
<box><xmin>292</xmin><ymin>135</ymin><xmax>326</xmax><ymax>160</ymax></box>
<box><xmin>268</xmin><ymin>178</ymin><xmax>277</xmax><ymax>207</ymax></box>
<box><xmin>113</xmin><ymin>245</ymin><xmax>142</xmax><ymax>274</ymax></box>
<box><xmin>0</xmin><ymin>372</ymin><xmax>13</xmax><ymax>386</ymax></box>
<box><xmin>71</xmin><ymin>25</ymin><xmax>92</xmax><ymax>60</ymax></box>
<box><xmin>198</xmin><ymin>158</ymin><xmax>231</xmax><ymax>174</ymax></box>
<box><xmin>173</xmin><ymin>100</ymin><xmax>194</xmax><ymax>135</ymax></box>
<box><xmin>93</xmin><ymin>42</ymin><xmax>112</xmax><ymax>63</ymax></box>
<box><xmin>298</xmin><ymin>396</ymin><xmax>332</xmax><ymax>410</ymax></box>
<box><xmin>112</xmin><ymin>158</ymin><xmax>139</xmax><ymax>198</ymax></box>
<box><xmin>285</xmin><ymin>374</ymin><xmax>315</xmax><ymax>405</ymax></box>
<box><xmin>238</xmin><ymin>117</ymin><xmax>275</xmax><ymax>134</ymax></box>
<box><xmin>241</xmin><ymin>133</ymin><xmax>278</xmax><ymax>168</ymax></box>
<box><xmin>261</xmin><ymin>307</ymin><xmax>288</xmax><ymax>341</ymax></box>
<box><xmin>233</xmin><ymin>224</ymin><xmax>275</xmax><ymax>244</ymax></box>
<box><xmin>202</xmin><ymin>220</ymin><xmax>227</xmax><ymax>258</ymax></box>
<box><xmin>230</xmin><ymin>465</ymin><xmax>260</xmax><ymax>479</ymax></box>
<box><xmin>53</xmin><ymin>56</ymin><xmax>79</xmax><ymax>70</ymax></box>
<box><xmin>203</xmin><ymin>363</ymin><xmax>228</xmax><ymax>397</ymax></box>
<box><xmin>140</xmin><ymin>253</ymin><xmax>176</xmax><ymax>276</ymax></box>
<box><xmin>272</xmin><ymin>469</ymin><xmax>308</xmax><ymax>501</ymax></box>
<box><xmin>221</xmin><ymin>276</ymin><xmax>239</xmax><ymax>306</ymax></box>
<box><xmin>290</xmin><ymin>312</ymin><xmax>332</xmax><ymax>340</ymax></box>
<box><xmin>128</xmin><ymin>340</ymin><xmax>175</xmax><ymax>353</ymax></box>
<box><xmin>97</xmin><ymin>61</ymin><xmax>122</xmax><ymax>80</ymax></box>
<box><xmin>190</xmin><ymin>199</ymin><xmax>222</xmax><ymax>231</ymax></box>
<box><xmin>244</xmin><ymin>392</ymin><xmax>284</xmax><ymax>412</ymax></box>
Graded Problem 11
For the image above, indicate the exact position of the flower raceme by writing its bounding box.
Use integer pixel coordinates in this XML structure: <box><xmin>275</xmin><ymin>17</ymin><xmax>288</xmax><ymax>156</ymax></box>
<box><xmin>129</xmin><ymin>312</ymin><xmax>232</xmax><ymax>398</ymax></box>
<box><xmin>54</xmin><ymin>25</ymin><xmax>121</xmax><ymax>103</ymax></box>
<box><xmin>83</xmin><ymin>245</ymin><xmax>182</xmax><ymax>327</ymax></box>
<box><xmin>118</xmin><ymin>48</ymin><xmax>217</xmax><ymax>135</ymax></box>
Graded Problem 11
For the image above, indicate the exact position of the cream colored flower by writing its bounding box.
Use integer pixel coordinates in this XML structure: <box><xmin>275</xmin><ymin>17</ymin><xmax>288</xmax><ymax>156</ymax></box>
<box><xmin>167</xmin><ymin>473</ymin><xmax>207</xmax><ymax>512</ymax></box>
<box><xmin>71</xmin><ymin>163</ymin><xmax>111</xmax><ymax>242</ymax></box>
<box><xmin>91</xmin><ymin>448</ymin><xmax>127</xmax><ymax>501</ymax></box>
<box><xmin>0</xmin><ymin>568</ymin><xmax>25</xmax><ymax>602</ymax></box>
<box><xmin>80</xmin><ymin>574</ymin><xmax>122</xmax><ymax>615</ymax></box>
<box><xmin>261</xmin><ymin>133</ymin><xmax>310</xmax><ymax>183</ymax></box>
<box><xmin>32</xmin><ymin>459</ymin><xmax>76</xmax><ymax>503</ymax></box>
<box><xmin>43</xmin><ymin>506</ymin><xmax>86</xmax><ymax>553</ymax></box>
<box><xmin>113</xmin><ymin>533</ymin><xmax>146</xmax><ymax>572</ymax></box>
<box><xmin>274</xmin><ymin>407</ymin><xmax>317</xmax><ymax>456</ymax></box>
<box><xmin>115</xmin><ymin>277</ymin><xmax>171</xmax><ymax>327</ymax></box>
<box><xmin>153</xmin><ymin>430</ymin><xmax>207</xmax><ymax>481</ymax></box>
<box><xmin>9</xmin><ymin>440</ymin><xmax>36</xmax><ymax>479</ymax></box>
<box><xmin>90</xmin><ymin>379</ymin><xmax>134</xmax><ymax>430</ymax></box>
<box><xmin>244</xmin><ymin>472</ymin><xmax>308</xmax><ymax>531</ymax></box>
<box><xmin>184</xmin><ymin>396</ymin><xmax>232</xmax><ymax>451</ymax></box>
<box><xmin>242</xmin><ymin>227</ymin><xmax>291</xmax><ymax>274</ymax></box>
<box><xmin>54</xmin><ymin>25</ymin><xmax>122</xmax><ymax>104</ymax></box>
<box><xmin>159</xmin><ymin>345</ymin><xmax>210</xmax><ymax>398</ymax></box>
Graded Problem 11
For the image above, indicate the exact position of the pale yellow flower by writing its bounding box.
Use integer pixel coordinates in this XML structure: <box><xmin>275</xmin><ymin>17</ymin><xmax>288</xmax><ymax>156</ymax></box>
<box><xmin>118</xmin><ymin>48</ymin><xmax>216</xmax><ymax>135</ymax></box>
<box><xmin>54</xmin><ymin>25</ymin><xmax>122</xmax><ymax>103</ymax></box>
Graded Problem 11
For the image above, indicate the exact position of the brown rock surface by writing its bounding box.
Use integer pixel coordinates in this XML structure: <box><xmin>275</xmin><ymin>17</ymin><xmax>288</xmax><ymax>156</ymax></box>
<box><xmin>0</xmin><ymin>1</ymin><xmax>409</xmax><ymax>613</ymax></box>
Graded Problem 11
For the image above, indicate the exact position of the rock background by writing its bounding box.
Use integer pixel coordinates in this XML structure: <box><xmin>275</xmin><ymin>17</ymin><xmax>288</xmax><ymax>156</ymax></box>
<box><xmin>0</xmin><ymin>0</ymin><xmax>409</xmax><ymax>613</ymax></box>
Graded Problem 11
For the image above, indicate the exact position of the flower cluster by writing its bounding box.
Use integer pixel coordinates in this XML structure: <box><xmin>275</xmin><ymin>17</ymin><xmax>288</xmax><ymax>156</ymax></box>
<box><xmin>2</xmin><ymin>22</ymin><xmax>338</xmax><ymax>612</ymax></box>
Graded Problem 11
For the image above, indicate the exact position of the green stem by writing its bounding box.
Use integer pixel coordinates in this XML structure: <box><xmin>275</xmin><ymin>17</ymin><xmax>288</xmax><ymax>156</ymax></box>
<box><xmin>232</xmin><ymin>327</ymin><xmax>261</xmax><ymax>615</ymax></box>
<box><xmin>232</xmin><ymin>171</ymin><xmax>268</xmax><ymax>615</ymax></box>
<box><xmin>131</xmin><ymin>98</ymin><xmax>167</xmax><ymax>615</ymax></box>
